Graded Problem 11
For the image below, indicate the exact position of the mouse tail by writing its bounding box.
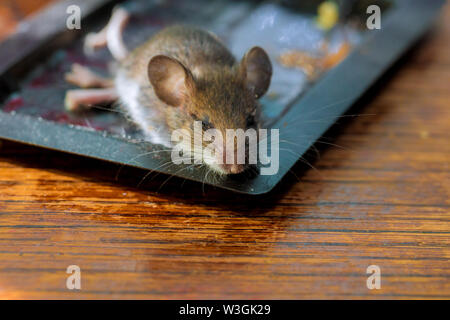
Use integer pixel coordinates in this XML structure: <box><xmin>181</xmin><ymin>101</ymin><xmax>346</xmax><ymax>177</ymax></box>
<box><xmin>84</xmin><ymin>6</ymin><xmax>130</xmax><ymax>61</ymax></box>
<box><xmin>105</xmin><ymin>6</ymin><xmax>130</xmax><ymax>61</ymax></box>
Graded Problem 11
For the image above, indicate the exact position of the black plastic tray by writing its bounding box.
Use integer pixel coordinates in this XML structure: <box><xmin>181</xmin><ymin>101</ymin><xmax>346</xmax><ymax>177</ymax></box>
<box><xmin>0</xmin><ymin>0</ymin><xmax>445</xmax><ymax>194</ymax></box>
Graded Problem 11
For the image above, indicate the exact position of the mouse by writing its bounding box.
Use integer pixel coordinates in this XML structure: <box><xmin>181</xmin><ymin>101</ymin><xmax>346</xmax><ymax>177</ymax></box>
<box><xmin>65</xmin><ymin>7</ymin><xmax>273</xmax><ymax>175</ymax></box>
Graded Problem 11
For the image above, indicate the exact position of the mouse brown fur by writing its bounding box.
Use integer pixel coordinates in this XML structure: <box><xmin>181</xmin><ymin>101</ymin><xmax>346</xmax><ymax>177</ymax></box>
<box><xmin>116</xmin><ymin>25</ymin><xmax>272</xmax><ymax>174</ymax></box>
<box><xmin>67</xmin><ymin>21</ymin><xmax>272</xmax><ymax>175</ymax></box>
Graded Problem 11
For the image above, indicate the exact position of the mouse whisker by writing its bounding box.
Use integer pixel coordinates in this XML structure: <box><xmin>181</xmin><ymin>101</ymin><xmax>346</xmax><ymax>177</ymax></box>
<box><xmin>277</xmin><ymin>147</ymin><xmax>321</xmax><ymax>175</ymax></box>
<box><xmin>137</xmin><ymin>160</ymin><xmax>180</xmax><ymax>188</ymax></box>
<box><xmin>115</xmin><ymin>149</ymin><xmax>173</xmax><ymax>181</ymax></box>
<box><xmin>283</xmin><ymin>114</ymin><xmax>375</xmax><ymax>126</ymax></box>
<box><xmin>80</xmin><ymin>103</ymin><xmax>126</xmax><ymax>115</ymax></box>
<box><xmin>279</xmin><ymin>139</ymin><xmax>321</xmax><ymax>160</ymax></box>
<box><xmin>157</xmin><ymin>163</ymin><xmax>200</xmax><ymax>193</ymax></box>
<box><xmin>279</xmin><ymin>134</ymin><xmax>351</xmax><ymax>151</ymax></box>
<box><xmin>146</xmin><ymin>157</ymin><xmax>197</xmax><ymax>183</ymax></box>
<box><xmin>202</xmin><ymin>167</ymin><xmax>212</xmax><ymax>196</ymax></box>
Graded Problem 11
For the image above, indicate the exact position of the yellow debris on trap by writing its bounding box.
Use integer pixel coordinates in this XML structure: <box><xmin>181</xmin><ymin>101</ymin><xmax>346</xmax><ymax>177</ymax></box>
<box><xmin>316</xmin><ymin>1</ymin><xmax>339</xmax><ymax>30</ymax></box>
<box><xmin>278</xmin><ymin>41</ymin><xmax>351</xmax><ymax>80</ymax></box>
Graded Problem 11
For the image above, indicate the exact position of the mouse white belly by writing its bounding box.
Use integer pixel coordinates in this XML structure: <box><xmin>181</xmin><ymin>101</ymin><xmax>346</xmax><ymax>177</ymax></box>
<box><xmin>115</xmin><ymin>70</ymin><xmax>172</xmax><ymax>147</ymax></box>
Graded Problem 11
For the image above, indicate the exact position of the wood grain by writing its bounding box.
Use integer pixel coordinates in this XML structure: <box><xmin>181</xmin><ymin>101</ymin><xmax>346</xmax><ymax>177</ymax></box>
<box><xmin>0</xmin><ymin>1</ymin><xmax>449</xmax><ymax>299</ymax></box>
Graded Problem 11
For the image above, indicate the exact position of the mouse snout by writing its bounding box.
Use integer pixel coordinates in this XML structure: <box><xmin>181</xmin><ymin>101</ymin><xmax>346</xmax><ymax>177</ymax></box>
<box><xmin>212</xmin><ymin>142</ymin><xmax>248</xmax><ymax>175</ymax></box>
<box><xmin>220</xmin><ymin>163</ymin><xmax>245</xmax><ymax>174</ymax></box>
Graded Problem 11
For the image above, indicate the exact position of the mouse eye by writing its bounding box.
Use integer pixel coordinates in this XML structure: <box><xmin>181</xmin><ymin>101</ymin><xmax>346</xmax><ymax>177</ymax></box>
<box><xmin>190</xmin><ymin>113</ymin><xmax>213</xmax><ymax>130</ymax></box>
<box><xmin>246</xmin><ymin>115</ymin><xmax>256</xmax><ymax>128</ymax></box>
<box><xmin>202</xmin><ymin>120</ymin><xmax>213</xmax><ymax>131</ymax></box>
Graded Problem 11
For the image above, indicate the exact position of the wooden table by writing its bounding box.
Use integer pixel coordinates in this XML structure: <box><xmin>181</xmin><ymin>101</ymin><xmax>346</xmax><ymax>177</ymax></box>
<box><xmin>0</xmin><ymin>1</ymin><xmax>449</xmax><ymax>299</ymax></box>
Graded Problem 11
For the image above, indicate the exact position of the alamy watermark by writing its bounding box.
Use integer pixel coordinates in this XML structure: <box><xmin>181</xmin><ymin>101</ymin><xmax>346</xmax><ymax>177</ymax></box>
<box><xmin>367</xmin><ymin>5</ymin><xmax>381</xmax><ymax>30</ymax></box>
<box><xmin>366</xmin><ymin>265</ymin><xmax>381</xmax><ymax>289</ymax></box>
<box><xmin>66</xmin><ymin>5</ymin><xmax>81</xmax><ymax>30</ymax></box>
<box><xmin>66</xmin><ymin>265</ymin><xmax>81</xmax><ymax>290</ymax></box>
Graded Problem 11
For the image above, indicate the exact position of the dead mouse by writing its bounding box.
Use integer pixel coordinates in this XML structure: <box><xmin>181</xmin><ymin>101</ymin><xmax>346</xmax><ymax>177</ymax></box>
<box><xmin>65</xmin><ymin>7</ymin><xmax>272</xmax><ymax>175</ymax></box>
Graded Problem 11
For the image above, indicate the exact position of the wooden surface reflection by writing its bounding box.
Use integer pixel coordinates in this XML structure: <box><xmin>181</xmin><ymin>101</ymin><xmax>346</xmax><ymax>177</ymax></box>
<box><xmin>0</xmin><ymin>1</ymin><xmax>448</xmax><ymax>299</ymax></box>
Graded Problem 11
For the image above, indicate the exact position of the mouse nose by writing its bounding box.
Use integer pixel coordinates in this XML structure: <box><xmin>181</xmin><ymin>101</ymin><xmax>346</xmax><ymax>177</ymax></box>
<box><xmin>230</xmin><ymin>164</ymin><xmax>244</xmax><ymax>174</ymax></box>
<box><xmin>218</xmin><ymin>163</ymin><xmax>245</xmax><ymax>174</ymax></box>
<box><xmin>214</xmin><ymin>140</ymin><xmax>248</xmax><ymax>174</ymax></box>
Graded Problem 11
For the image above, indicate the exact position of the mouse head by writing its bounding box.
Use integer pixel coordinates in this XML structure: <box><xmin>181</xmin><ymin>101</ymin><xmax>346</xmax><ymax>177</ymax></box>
<box><xmin>148</xmin><ymin>47</ymin><xmax>272</xmax><ymax>175</ymax></box>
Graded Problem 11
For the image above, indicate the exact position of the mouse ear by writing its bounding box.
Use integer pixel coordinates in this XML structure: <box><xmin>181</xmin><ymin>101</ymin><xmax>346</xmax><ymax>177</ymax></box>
<box><xmin>240</xmin><ymin>47</ymin><xmax>272</xmax><ymax>99</ymax></box>
<box><xmin>148</xmin><ymin>55</ymin><xmax>195</xmax><ymax>107</ymax></box>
